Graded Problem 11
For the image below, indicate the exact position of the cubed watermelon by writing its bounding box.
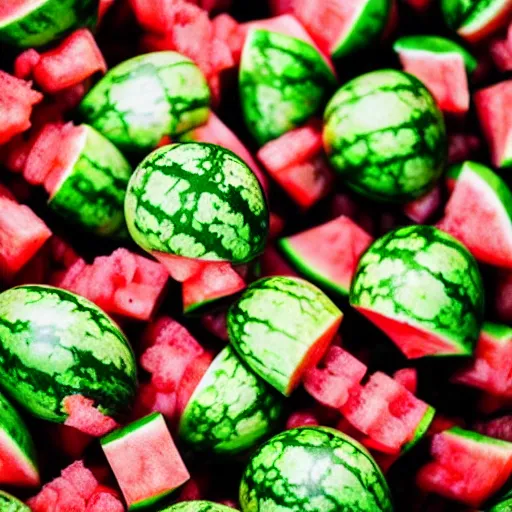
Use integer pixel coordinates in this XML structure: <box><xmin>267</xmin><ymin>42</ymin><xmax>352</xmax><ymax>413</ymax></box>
<box><xmin>63</xmin><ymin>394</ymin><xmax>119</xmax><ymax>437</ymax></box>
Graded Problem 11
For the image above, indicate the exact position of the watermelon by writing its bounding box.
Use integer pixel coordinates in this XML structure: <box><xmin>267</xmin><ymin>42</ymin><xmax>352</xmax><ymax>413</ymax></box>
<box><xmin>101</xmin><ymin>412</ymin><xmax>190</xmax><ymax>510</ymax></box>
<box><xmin>0</xmin><ymin>491</ymin><xmax>30</xmax><ymax>511</ymax></box>
<box><xmin>227</xmin><ymin>276</ymin><xmax>343</xmax><ymax>395</ymax></box>
<box><xmin>393</xmin><ymin>35</ymin><xmax>476</xmax><ymax>114</ymax></box>
<box><xmin>179</xmin><ymin>345</ymin><xmax>283</xmax><ymax>455</ymax></box>
<box><xmin>324</xmin><ymin>69</ymin><xmax>447</xmax><ymax>203</ymax></box>
<box><xmin>79</xmin><ymin>52</ymin><xmax>210</xmax><ymax>153</ymax></box>
<box><xmin>403</xmin><ymin>185</ymin><xmax>442</xmax><ymax>224</ymax></box>
<box><xmin>350</xmin><ymin>225</ymin><xmax>485</xmax><ymax>358</ymax></box>
<box><xmin>442</xmin><ymin>0</ymin><xmax>512</xmax><ymax>42</ymax></box>
<box><xmin>475</xmin><ymin>80</ymin><xmax>512</xmax><ymax>168</ymax></box>
<box><xmin>0</xmin><ymin>285</ymin><xmax>137</xmax><ymax>427</ymax></box>
<box><xmin>239</xmin><ymin>28</ymin><xmax>336</xmax><ymax>146</ymax></box>
<box><xmin>240</xmin><ymin>426</ymin><xmax>393</xmax><ymax>512</ymax></box>
<box><xmin>417</xmin><ymin>427</ymin><xmax>512</xmax><ymax>507</ymax></box>
<box><xmin>0</xmin><ymin>0</ymin><xmax>99</xmax><ymax>48</ymax></box>
<box><xmin>448</xmin><ymin>133</ymin><xmax>482</xmax><ymax>164</ymax></box>
<box><xmin>437</xmin><ymin>161</ymin><xmax>512</xmax><ymax>268</ymax></box>
<box><xmin>293</xmin><ymin>0</ymin><xmax>393</xmax><ymax>59</ymax></box>
<box><xmin>161</xmin><ymin>501</ymin><xmax>237</xmax><ymax>512</ymax></box>
<box><xmin>487</xmin><ymin>496</ymin><xmax>512</xmax><ymax>512</ymax></box>
<box><xmin>279</xmin><ymin>215</ymin><xmax>373</xmax><ymax>297</ymax></box>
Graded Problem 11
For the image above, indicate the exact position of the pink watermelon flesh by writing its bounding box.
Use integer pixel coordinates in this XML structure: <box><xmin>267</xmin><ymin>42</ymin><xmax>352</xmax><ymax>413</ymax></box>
<box><xmin>152</xmin><ymin>252</ymin><xmax>205</xmax><ymax>282</ymax></box>
<box><xmin>417</xmin><ymin>428</ymin><xmax>512</xmax><ymax>507</ymax></box>
<box><xmin>260</xmin><ymin>246</ymin><xmax>299</xmax><ymax>278</ymax></box>
<box><xmin>285</xmin><ymin>410</ymin><xmax>321</xmax><ymax>430</ymax></box>
<box><xmin>393</xmin><ymin>368</ymin><xmax>418</xmax><ymax>395</ymax></box>
<box><xmin>475</xmin><ymin>415</ymin><xmax>512</xmax><ymax>443</ymax></box>
<box><xmin>0</xmin><ymin>0</ymin><xmax>44</xmax><ymax>19</ymax></box>
<box><xmin>279</xmin><ymin>215</ymin><xmax>373</xmax><ymax>296</ymax></box>
<box><xmin>495</xmin><ymin>269</ymin><xmax>512</xmax><ymax>323</ymax></box>
<box><xmin>398</xmin><ymin>50</ymin><xmax>469</xmax><ymax>114</ymax></box>
<box><xmin>403</xmin><ymin>185</ymin><xmax>442</xmax><ymax>224</ymax></box>
<box><xmin>269</xmin><ymin>0</ymin><xmax>294</xmax><ymax>15</ymax></box>
<box><xmin>102</xmin><ymin>413</ymin><xmax>190</xmax><ymax>509</ymax></box>
<box><xmin>0</xmin><ymin>429</ymin><xmax>39</xmax><ymax>486</ymax></box>
<box><xmin>63</xmin><ymin>395</ymin><xmax>119</xmax><ymax>437</ymax></box>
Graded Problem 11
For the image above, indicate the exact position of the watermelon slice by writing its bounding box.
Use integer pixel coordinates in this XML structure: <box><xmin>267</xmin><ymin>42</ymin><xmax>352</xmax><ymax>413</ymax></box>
<box><xmin>437</xmin><ymin>161</ymin><xmax>512</xmax><ymax>268</ymax></box>
<box><xmin>403</xmin><ymin>185</ymin><xmax>442</xmax><ymax>224</ymax></box>
<box><xmin>393</xmin><ymin>35</ymin><xmax>476</xmax><ymax>114</ymax></box>
<box><xmin>0</xmin><ymin>491</ymin><xmax>30</xmax><ymax>511</ymax></box>
<box><xmin>279</xmin><ymin>215</ymin><xmax>373</xmax><ymax>297</ymax></box>
<box><xmin>101</xmin><ymin>413</ymin><xmax>190</xmax><ymax>509</ymax></box>
<box><xmin>475</xmin><ymin>80</ymin><xmax>512</xmax><ymax>168</ymax></box>
<box><xmin>417</xmin><ymin>427</ymin><xmax>512</xmax><ymax>507</ymax></box>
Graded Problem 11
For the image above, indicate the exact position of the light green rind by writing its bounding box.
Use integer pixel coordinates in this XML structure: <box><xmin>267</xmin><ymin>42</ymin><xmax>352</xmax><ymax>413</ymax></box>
<box><xmin>0</xmin><ymin>285</ymin><xmax>137</xmax><ymax>422</ymax></box>
<box><xmin>0</xmin><ymin>491</ymin><xmax>31</xmax><ymax>512</ymax></box>
<box><xmin>324</xmin><ymin>69</ymin><xmax>447</xmax><ymax>203</ymax></box>
<box><xmin>79</xmin><ymin>52</ymin><xmax>210</xmax><ymax>154</ymax></box>
<box><xmin>447</xmin><ymin>426</ymin><xmax>512</xmax><ymax>449</ymax></box>
<box><xmin>101</xmin><ymin>412</ymin><xmax>160</xmax><ymax>446</ymax></box>
<box><xmin>240</xmin><ymin>426</ymin><xmax>393</xmax><ymax>512</ymax></box>
<box><xmin>179</xmin><ymin>346</ymin><xmax>284</xmax><ymax>455</ymax></box>
<box><xmin>482</xmin><ymin>322</ymin><xmax>512</xmax><ymax>342</ymax></box>
<box><xmin>402</xmin><ymin>405</ymin><xmax>436</xmax><ymax>453</ymax></box>
<box><xmin>159</xmin><ymin>501</ymin><xmax>237</xmax><ymax>512</ymax></box>
<box><xmin>125</xmin><ymin>143</ymin><xmax>269</xmax><ymax>264</ymax></box>
<box><xmin>240</xmin><ymin>29</ymin><xmax>336</xmax><ymax>146</ymax></box>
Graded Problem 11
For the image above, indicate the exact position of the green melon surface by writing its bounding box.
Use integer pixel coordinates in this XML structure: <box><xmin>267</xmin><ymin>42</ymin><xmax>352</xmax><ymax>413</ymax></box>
<box><xmin>0</xmin><ymin>491</ymin><xmax>31</xmax><ymax>511</ymax></box>
<box><xmin>240</xmin><ymin>29</ymin><xmax>336</xmax><ymax>146</ymax></box>
<box><xmin>179</xmin><ymin>346</ymin><xmax>283</xmax><ymax>455</ymax></box>
<box><xmin>79</xmin><ymin>52</ymin><xmax>210</xmax><ymax>154</ymax></box>
<box><xmin>240</xmin><ymin>426</ymin><xmax>393</xmax><ymax>512</ymax></box>
<box><xmin>160</xmin><ymin>501</ymin><xmax>237</xmax><ymax>512</ymax></box>
<box><xmin>125</xmin><ymin>142</ymin><xmax>269</xmax><ymax>264</ymax></box>
<box><xmin>323</xmin><ymin>69</ymin><xmax>447</xmax><ymax>203</ymax></box>
<box><xmin>0</xmin><ymin>285</ymin><xmax>137</xmax><ymax>422</ymax></box>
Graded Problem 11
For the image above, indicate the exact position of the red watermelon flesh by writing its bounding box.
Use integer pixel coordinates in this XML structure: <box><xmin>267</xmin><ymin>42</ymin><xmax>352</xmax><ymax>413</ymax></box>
<box><xmin>448</xmin><ymin>133</ymin><xmax>481</xmax><ymax>164</ymax></box>
<box><xmin>393</xmin><ymin>368</ymin><xmax>418</xmax><ymax>395</ymax></box>
<box><xmin>14</xmin><ymin>48</ymin><xmax>41</xmax><ymax>79</ymax></box>
<box><xmin>490</xmin><ymin>30</ymin><xmax>512</xmax><ymax>71</ymax></box>
<box><xmin>403</xmin><ymin>186</ymin><xmax>442</xmax><ymax>224</ymax></box>
<box><xmin>403</xmin><ymin>0</ymin><xmax>432</xmax><ymax>11</ymax></box>
<box><xmin>285</xmin><ymin>410</ymin><xmax>321</xmax><ymax>430</ymax></box>
<box><xmin>0</xmin><ymin>428</ymin><xmax>39</xmax><ymax>486</ymax></box>
<box><xmin>269</xmin><ymin>0</ymin><xmax>294</xmax><ymax>15</ymax></box>
<box><xmin>201</xmin><ymin>310</ymin><xmax>228</xmax><ymax>341</ymax></box>
<box><xmin>0</xmin><ymin>0</ymin><xmax>44</xmax><ymax>19</ymax></box>
<box><xmin>279</xmin><ymin>215</ymin><xmax>373</xmax><ymax>296</ymax></box>
<box><xmin>63</xmin><ymin>395</ymin><xmax>119</xmax><ymax>437</ymax></box>
<box><xmin>475</xmin><ymin>80</ymin><xmax>512</xmax><ymax>168</ymax></box>
<box><xmin>260</xmin><ymin>246</ymin><xmax>299</xmax><ymax>278</ymax></box>
<box><xmin>212</xmin><ymin>13</ymin><xmax>245</xmax><ymax>63</ymax></box>
<box><xmin>417</xmin><ymin>427</ymin><xmax>512</xmax><ymax>507</ymax></box>
<box><xmin>132</xmin><ymin>381</ymin><xmax>177</xmax><ymax>422</ymax></box>
<box><xmin>475</xmin><ymin>415</ymin><xmax>512</xmax><ymax>443</ymax></box>
<box><xmin>50</xmin><ymin>424</ymin><xmax>93</xmax><ymax>460</ymax></box>
<box><xmin>397</xmin><ymin>50</ymin><xmax>469</xmax><ymax>114</ymax></box>
<box><xmin>495</xmin><ymin>269</ymin><xmax>512</xmax><ymax>323</ymax></box>
<box><xmin>101</xmin><ymin>413</ymin><xmax>190</xmax><ymax>509</ymax></box>
<box><xmin>153</xmin><ymin>252</ymin><xmax>204</xmax><ymax>282</ymax></box>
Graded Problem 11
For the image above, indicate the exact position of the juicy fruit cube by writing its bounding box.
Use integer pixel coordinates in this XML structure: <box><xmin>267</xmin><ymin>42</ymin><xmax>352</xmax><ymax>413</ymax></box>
<box><xmin>63</xmin><ymin>395</ymin><xmax>119</xmax><ymax>437</ymax></box>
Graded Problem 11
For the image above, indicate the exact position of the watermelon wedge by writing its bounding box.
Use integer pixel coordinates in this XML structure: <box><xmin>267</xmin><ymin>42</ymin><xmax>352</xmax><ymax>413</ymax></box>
<box><xmin>279</xmin><ymin>215</ymin><xmax>373</xmax><ymax>297</ymax></box>
<box><xmin>101</xmin><ymin>413</ymin><xmax>190</xmax><ymax>510</ymax></box>
<box><xmin>0</xmin><ymin>491</ymin><xmax>30</xmax><ymax>511</ymax></box>
<box><xmin>437</xmin><ymin>161</ymin><xmax>512</xmax><ymax>268</ymax></box>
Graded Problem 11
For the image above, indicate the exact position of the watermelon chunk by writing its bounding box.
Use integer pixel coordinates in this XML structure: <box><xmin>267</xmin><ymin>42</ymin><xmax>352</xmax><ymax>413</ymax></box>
<box><xmin>437</xmin><ymin>161</ymin><xmax>512</xmax><ymax>268</ymax></box>
<box><xmin>417</xmin><ymin>427</ymin><xmax>512</xmax><ymax>507</ymax></box>
<box><xmin>393</xmin><ymin>368</ymin><xmax>418</xmax><ymax>395</ymax></box>
<box><xmin>475</xmin><ymin>80</ymin><xmax>512</xmax><ymax>168</ymax></box>
<box><xmin>279</xmin><ymin>215</ymin><xmax>373</xmax><ymax>296</ymax></box>
<box><xmin>63</xmin><ymin>395</ymin><xmax>119</xmax><ymax>437</ymax></box>
<box><xmin>101</xmin><ymin>413</ymin><xmax>190</xmax><ymax>509</ymax></box>
<box><xmin>285</xmin><ymin>410</ymin><xmax>321</xmax><ymax>430</ymax></box>
<box><xmin>14</xmin><ymin>47</ymin><xmax>41</xmax><ymax>79</ymax></box>
<box><xmin>403</xmin><ymin>185</ymin><xmax>442</xmax><ymax>224</ymax></box>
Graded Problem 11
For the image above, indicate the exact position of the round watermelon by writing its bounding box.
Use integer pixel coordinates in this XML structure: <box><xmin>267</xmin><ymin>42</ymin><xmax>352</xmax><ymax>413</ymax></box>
<box><xmin>161</xmin><ymin>501</ymin><xmax>237</xmax><ymax>512</ymax></box>
<box><xmin>0</xmin><ymin>285</ymin><xmax>137</xmax><ymax>422</ymax></box>
<box><xmin>323</xmin><ymin>69</ymin><xmax>447</xmax><ymax>203</ymax></box>
<box><xmin>0</xmin><ymin>491</ymin><xmax>30</xmax><ymax>511</ymax></box>
<box><xmin>239</xmin><ymin>426</ymin><xmax>393</xmax><ymax>512</ymax></box>
<box><xmin>350</xmin><ymin>225</ymin><xmax>485</xmax><ymax>358</ymax></box>
<box><xmin>79</xmin><ymin>52</ymin><xmax>210</xmax><ymax>154</ymax></box>
<box><xmin>0</xmin><ymin>0</ymin><xmax>99</xmax><ymax>49</ymax></box>
<box><xmin>179</xmin><ymin>346</ymin><xmax>284</xmax><ymax>456</ymax></box>
<box><xmin>125</xmin><ymin>142</ymin><xmax>269</xmax><ymax>265</ymax></box>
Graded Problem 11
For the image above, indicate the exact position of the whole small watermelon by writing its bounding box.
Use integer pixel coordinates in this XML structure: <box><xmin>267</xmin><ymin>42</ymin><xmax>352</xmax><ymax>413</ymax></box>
<box><xmin>0</xmin><ymin>285</ymin><xmax>137</xmax><ymax>422</ymax></box>
<box><xmin>240</xmin><ymin>426</ymin><xmax>393</xmax><ymax>512</ymax></box>
<box><xmin>323</xmin><ymin>69</ymin><xmax>447</xmax><ymax>202</ymax></box>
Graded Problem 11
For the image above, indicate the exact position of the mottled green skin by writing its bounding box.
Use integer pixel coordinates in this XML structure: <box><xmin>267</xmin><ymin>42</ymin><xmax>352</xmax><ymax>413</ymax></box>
<box><xmin>160</xmin><ymin>501</ymin><xmax>237</xmax><ymax>512</ymax></box>
<box><xmin>49</xmin><ymin>125</ymin><xmax>132</xmax><ymax>237</ymax></box>
<box><xmin>79</xmin><ymin>52</ymin><xmax>210</xmax><ymax>154</ymax></box>
<box><xmin>0</xmin><ymin>0</ymin><xmax>98</xmax><ymax>48</ymax></box>
<box><xmin>487</xmin><ymin>498</ymin><xmax>512</xmax><ymax>512</ymax></box>
<box><xmin>125</xmin><ymin>143</ymin><xmax>269</xmax><ymax>264</ymax></box>
<box><xmin>350</xmin><ymin>225</ymin><xmax>484</xmax><ymax>355</ymax></box>
<box><xmin>240</xmin><ymin>427</ymin><xmax>393</xmax><ymax>512</ymax></box>
<box><xmin>442</xmin><ymin>0</ymin><xmax>506</xmax><ymax>32</ymax></box>
<box><xmin>179</xmin><ymin>346</ymin><xmax>283</xmax><ymax>455</ymax></box>
<box><xmin>323</xmin><ymin>69</ymin><xmax>447</xmax><ymax>203</ymax></box>
<box><xmin>240</xmin><ymin>29</ymin><xmax>336</xmax><ymax>146</ymax></box>
<box><xmin>227</xmin><ymin>277</ymin><xmax>342</xmax><ymax>395</ymax></box>
<box><xmin>0</xmin><ymin>285</ymin><xmax>137</xmax><ymax>422</ymax></box>
<box><xmin>0</xmin><ymin>492</ymin><xmax>30</xmax><ymax>512</ymax></box>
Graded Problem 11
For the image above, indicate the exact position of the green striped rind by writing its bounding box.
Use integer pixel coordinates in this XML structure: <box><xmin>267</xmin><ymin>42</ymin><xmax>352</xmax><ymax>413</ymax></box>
<box><xmin>79</xmin><ymin>52</ymin><xmax>210</xmax><ymax>154</ymax></box>
<box><xmin>447</xmin><ymin>426</ymin><xmax>512</xmax><ymax>449</ymax></box>
<box><xmin>487</xmin><ymin>498</ymin><xmax>512</xmax><ymax>512</ymax></box>
<box><xmin>179</xmin><ymin>346</ymin><xmax>284</xmax><ymax>456</ymax></box>
<box><xmin>0</xmin><ymin>491</ymin><xmax>30</xmax><ymax>512</ymax></box>
<box><xmin>49</xmin><ymin>125</ymin><xmax>133</xmax><ymax>237</ymax></box>
<box><xmin>125</xmin><ymin>143</ymin><xmax>269</xmax><ymax>264</ymax></box>
<box><xmin>482</xmin><ymin>322</ymin><xmax>512</xmax><ymax>342</ymax></box>
<box><xmin>323</xmin><ymin>69</ymin><xmax>447</xmax><ymax>203</ymax></box>
<box><xmin>393</xmin><ymin>35</ymin><xmax>478</xmax><ymax>73</ymax></box>
<box><xmin>240</xmin><ymin>29</ymin><xmax>336</xmax><ymax>146</ymax></box>
<box><xmin>442</xmin><ymin>0</ymin><xmax>510</xmax><ymax>33</ymax></box>
<box><xmin>101</xmin><ymin>412</ymin><xmax>160</xmax><ymax>446</ymax></box>
<box><xmin>334</xmin><ymin>0</ymin><xmax>391</xmax><ymax>59</ymax></box>
<box><xmin>0</xmin><ymin>0</ymin><xmax>98</xmax><ymax>48</ymax></box>
<box><xmin>227</xmin><ymin>277</ymin><xmax>342</xmax><ymax>395</ymax></box>
<box><xmin>350</xmin><ymin>225</ymin><xmax>485</xmax><ymax>355</ymax></box>
<box><xmin>159</xmin><ymin>501</ymin><xmax>237</xmax><ymax>512</ymax></box>
<box><xmin>0</xmin><ymin>285</ymin><xmax>137</xmax><ymax>422</ymax></box>
<box><xmin>402</xmin><ymin>405</ymin><xmax>436</xmax><ymax>453</ymax></box>
<box><xmin>240</xmin><ymin>426</ymin><xmax>393</xmax><ymax>512</ymax></box>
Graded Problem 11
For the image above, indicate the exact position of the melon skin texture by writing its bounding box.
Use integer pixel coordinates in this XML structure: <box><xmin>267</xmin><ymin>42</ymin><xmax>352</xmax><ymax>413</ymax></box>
<box><xmin>125</xmin><ymin>142</ymin><xmax>269</xmax><ymax>265</ymax></box>
<box><xmin>0</xmin><ymin>0</ymin><xmax>99</xmax><ymax>49</ymax></box>
<box><xmin>239</xmin><ymin>426</ymin><xmax>393</xmax><ymax>512</ymax></box>
<box><xmin>0</xmin><ymin>285</ymin><xmax>137</xmax><ymax>422</ymax></box>
<box><xmin>160</xmin><ymin>501</ymin><xmax>237</xmax><ymax>512</ymax></box>
<box><xmin>350</xmin><ymin>225</ymin><xmax>485</xmax><ymax>358</ymax></box>
<box><xmin>0</xmin><ymin>491</ymin><xmax>31</xmax><ymax>511</ymax></box>
<box><xmin>179</xmin><ymin>345</ymin><xmax>284</xmax><ymax>456</ymax></box>
<box><xmin>239</xmin><ymin>28</ymin><xmax>336</xmax><ymax>146</ymax></box>
<box><xmin>323</xmin><ymin>69</ymin><xmax>447</xmax><ymax>203</ymax></box>
<box><xmin>79</xmin><ymin>52</ymin><xmax>210</xmax><ymax>154</ymax></box>
<box><xmin>227</xmin><ymin>276</ymin><xmax>343</xmax><ymax>396</ymax></box>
